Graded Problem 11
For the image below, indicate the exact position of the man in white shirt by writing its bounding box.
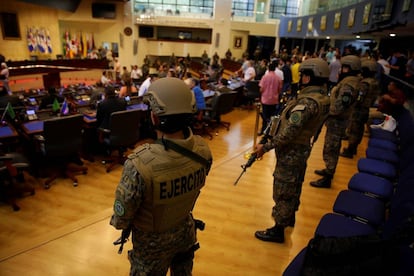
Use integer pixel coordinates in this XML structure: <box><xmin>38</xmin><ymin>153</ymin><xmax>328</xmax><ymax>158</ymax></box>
<box><xmin>243</xmin><ymin>60</ymin><xmax>256</xmax><ymax>83</ymax></box>
<box><xmin>131</xmin><ymin>65</ymin><xmax>143</xmax><ymax>86</ymax></box>
<box><xmin>138</xmin><ymin>73</ymin><xmax>159</xmax><ymax>97</ymax></box>
<box><xmin>100</xmin><ymin>71</ymin><xmax>111</xmax><ymax>86</ymax></box>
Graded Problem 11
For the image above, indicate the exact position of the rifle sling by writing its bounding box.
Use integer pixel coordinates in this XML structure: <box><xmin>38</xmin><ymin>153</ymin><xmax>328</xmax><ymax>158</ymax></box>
<box><xmin>156</xmin><ymin>138</ymin><xmax>212</xmax><ymax>172</ymax></box>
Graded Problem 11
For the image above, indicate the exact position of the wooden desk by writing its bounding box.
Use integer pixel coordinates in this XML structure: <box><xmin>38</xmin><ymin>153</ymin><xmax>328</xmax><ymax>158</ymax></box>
<box><xmin>0</xmin><ymin>125</ymin><xmax>19</xmax><ymax>139</ymax></box>
<box><xmin>21</xmin><ymin>121</ymin><xmax>44</xmax><ymax>136</ymax></box>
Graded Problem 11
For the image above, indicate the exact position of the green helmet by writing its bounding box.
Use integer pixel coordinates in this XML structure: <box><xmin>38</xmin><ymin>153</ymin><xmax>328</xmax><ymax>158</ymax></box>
<box><xmin>146</xmin><ymin>78</ymin><xmax>196</xmax><ymax>116</ymax></box>
<box><xmin>341</xmin><ymin>55</ymin><xmax>361</xmax><ymax>71</ymax></box>
<box><xmin>361</xmin><ymin>59</ymin><xmax>377</xmax><ymax>72</ymax></box>
<box><xmin>299</xmin><ymin>58</ymin><xmax>329</xmax><ymax>78</ymax></box>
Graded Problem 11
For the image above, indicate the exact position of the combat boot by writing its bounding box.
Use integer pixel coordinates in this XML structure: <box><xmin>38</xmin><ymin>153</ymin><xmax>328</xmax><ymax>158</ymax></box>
<box><xmin>314</xmin><ymin>168</ymin><xmax>330</xmax><ymax>176</ymax></box>
<box><xmin>340</xmin><ymin>147</ymin><xmax>356</xmax><ymax>159</ymax></box>
<box><xmin>310</xmin><ymin>175</ymin><xmax>332</xmax><ymax>188</ymax></box>
<box><xmin>255</xmin><ymin>224</ymin><xmax>285</xmax><ymax>243</ymax></box>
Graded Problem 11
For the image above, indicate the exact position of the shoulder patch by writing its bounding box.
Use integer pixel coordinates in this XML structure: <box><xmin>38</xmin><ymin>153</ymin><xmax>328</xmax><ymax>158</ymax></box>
<box><xmin>291</xmin><ymin>104</ymin><xmax>306</xmax><ymax>112</ymax></box>
<box><xmin>114</xmin><ymin>199</ymin><xmax>125</xmax><ymax>216</ymax></box>
<box><xmin>289</xmin><ymin>111</ymin><xmax>302</xmax><ymax>125</ymax></box>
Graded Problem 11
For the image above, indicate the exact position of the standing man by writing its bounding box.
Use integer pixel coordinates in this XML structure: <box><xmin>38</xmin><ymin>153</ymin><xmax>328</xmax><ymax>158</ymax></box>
<box><xmin>110</xmin><ymin>77</ymin><xmax>212</xmax><ymax>275</ymax></box>
<box><xmin>138</xmin><ymin>71</ymin><xmax>159</xmax><ymax>97</ymax></box>
<box><xmin>290</xmin><ymin>55</ymin><xmax>301</xmax><ymax>99</ymax></box>
<box><xmin>258</xmin><ymin>62</ymin><xmax>282</xmax><ymax>135</ymax></box>
<box><xmin>311</xmin><ymin>55</ymin><xmax>362</xmax><ymax>188</ymax></box>
<box><xmin>328</xmin><ymin>53</ymin><xmax>341</xmax><ymax>93</ymax></box>
<box><xmin>253</xmin><ymin>58</ymin><xmax>331</xmax><ymax>243</ymax></box>
<box><xmin>341</xmin><ymin>59</ymin><xmax>380</xmax><ymax>158</ymax></box>
<box><xmin>0</xmin><ymin>62</ymin><xmax>11</xmax><ymax>94</ymax></box>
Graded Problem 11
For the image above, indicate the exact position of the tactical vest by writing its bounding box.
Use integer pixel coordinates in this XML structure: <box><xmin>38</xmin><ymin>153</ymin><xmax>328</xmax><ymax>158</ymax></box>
<box><xmin>358</xmin><ymin>77</ymin><xmax>380</xmax><ymax>109</ymax></box>
<box><xmin>330</xmin><ymin>75</ymin><xmax>361</xmax><ymax>119</ymax></box>
<box><xmin>277</xmin><ymin>86</ymin><xmax>330</xmax><ymax>146</ymax></box>
<box><xmin>130</xmin><ymin>136</ymin><xmax>211</xmax><ymax>233</ymax></box>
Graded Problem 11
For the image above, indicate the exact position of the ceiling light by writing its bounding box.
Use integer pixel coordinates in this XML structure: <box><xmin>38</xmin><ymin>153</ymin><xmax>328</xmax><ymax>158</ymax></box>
<box><xmin>389</xmin><ymin>33</ymin><xmax>396</xmax><ymax>37</ymax></box>
<box><xmin>356</xmin><ymin>35</ymin><xmax>360</xmax><ymax>38</ymax></box>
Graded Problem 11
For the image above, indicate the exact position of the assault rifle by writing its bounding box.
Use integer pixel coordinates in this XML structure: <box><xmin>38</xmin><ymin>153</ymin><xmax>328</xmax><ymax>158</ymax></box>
<box><xmin>234</xmin><ymin>115</ymin><xmax>280</xmax><ymax>185</ymax></box>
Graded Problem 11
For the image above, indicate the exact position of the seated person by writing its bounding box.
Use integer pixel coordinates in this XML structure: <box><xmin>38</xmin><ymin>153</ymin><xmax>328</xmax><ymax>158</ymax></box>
<box><xmin>96</xmin><ymin>86</ymin><xmax>127</xmax><ymax>130</ymax></box>
<box><xmin>65</xmin><ymin>93</ymin><xmax>79</xmax><ymax>115</ymax></box>
<box><xmin>38</xmin><ymin>87</ymin><xmax>64</xmax><ymax>110</ymax></box>
<box><xmin>184</xmin><ymin>78</ymin><xmax>206</xmax><ymax>111</ymax></box>
<box><xmin>89</xmin><ymin>82</ymin><xmax>105</xmax><ymax>108</ymax></box>
<box><xmin>118</xmin><ymin>80</ymin><xmax>138</xmax><ymax>98</ymax></box>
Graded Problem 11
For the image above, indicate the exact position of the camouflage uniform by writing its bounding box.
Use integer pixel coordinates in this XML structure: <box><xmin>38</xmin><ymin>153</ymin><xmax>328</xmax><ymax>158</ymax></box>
<box><xmin>110</xmin><ymin>133</ymin><xmax>212</xmax><ymax>276</ymax></box>
<box><xmin>262</xmin><ymin>86</ymin><xmax>330</xmax><ymax>226</ymax></box>
<box><xmin>322</xmin><ymin>75</ymin><xmax>362</xmax><ymax>174</ymax></box>
<box><xmin>345</xmin><ymin>77</ymin><xmax>380</xmax><ymax>155</ymax></box>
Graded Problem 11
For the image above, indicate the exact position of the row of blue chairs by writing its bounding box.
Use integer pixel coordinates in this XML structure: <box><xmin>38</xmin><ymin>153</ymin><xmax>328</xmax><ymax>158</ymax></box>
<box><xmin>284</xmin><ymin>107</ymin><xmax>414</xmax><ymax>275</ymax></box>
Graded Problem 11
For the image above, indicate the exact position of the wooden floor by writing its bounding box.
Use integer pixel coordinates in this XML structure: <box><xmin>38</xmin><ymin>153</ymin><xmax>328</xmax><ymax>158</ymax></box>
<box><xmin>0</xmin><ymin>108</ymin><xmax>366</xmax><ymax>276</ymax></box>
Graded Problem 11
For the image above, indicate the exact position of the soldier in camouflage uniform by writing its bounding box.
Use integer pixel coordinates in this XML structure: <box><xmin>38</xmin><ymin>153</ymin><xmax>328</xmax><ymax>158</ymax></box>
<box><xmin>110</xmin><ymin>77</ymin><xmax>213</xmax><ymax>275</ymax></box>
<box><xmin>311</xmin><ymin>55</ymin><xmax>362</xmax><ymax>188</ymax></box>
<box><xmin>341</xmin><ymin>59</ymin><xmax>381</xmax><ymax>158</ymax></box>
<box><xmin>253</xmin><ymin>58</ymin><xmax>331</xmax><ymax>243</ymax></box>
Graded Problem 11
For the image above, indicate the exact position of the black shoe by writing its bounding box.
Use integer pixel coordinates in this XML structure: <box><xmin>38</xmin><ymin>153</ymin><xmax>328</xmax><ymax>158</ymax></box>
<box><xmin>340</xmin><ymin>149</ymin><xmax>354</xmax><ymax>159</ymax></box>
<box><xmin>310</xmin><ymin>177</ymin><xmax>332</xmax><ymax>188</ymax></box>
<box><xmin>314</xmin><ymin>168</ymin><xmax>330</xmax><ymax>176</ymax></box>
<box><xmin>255</xmin><ymin>225</ymin><xmax>285</xmax><ymax>243</ymax></box>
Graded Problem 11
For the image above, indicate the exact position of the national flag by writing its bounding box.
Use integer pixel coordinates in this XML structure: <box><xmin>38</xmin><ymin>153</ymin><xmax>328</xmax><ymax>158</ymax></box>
<box><xmin>6</xmin><ymin>102</ymin><xmax>15</xmax><ymax>120</ymax></box>
<box><xmin>46</xmin><ymin>29</ymin><xmax>53</xmax><ymax>54</ymax></box>
<box><xmin>27</xmin><ymin>27</ymin><xmax>37</xmax><ymax>52</ymax></box>
<box><xmin>61</xmin><ymin>99</ymin><xmax>69</xmax><ymax>115</ymax></box>
<box><xmin>52</xmin><ymin>98</ymin><xmax>60</xmax><ymax>112</ymax></box>
<box><xmin>79</xmin><ymin>32</ymin><xmax>85</xmax><ymax>58</ymax></box>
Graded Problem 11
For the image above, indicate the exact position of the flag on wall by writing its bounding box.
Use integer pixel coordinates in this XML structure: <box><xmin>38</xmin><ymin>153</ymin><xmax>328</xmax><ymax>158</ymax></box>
<box><xmin>46</xmin><ymin>29</ymin><xmax>53</xmax><ymax>53</ymax></box>
<box><xmin>27</xmin><ymin>27</ymin><xmax>37</xmax><ymax>52</ymax></box>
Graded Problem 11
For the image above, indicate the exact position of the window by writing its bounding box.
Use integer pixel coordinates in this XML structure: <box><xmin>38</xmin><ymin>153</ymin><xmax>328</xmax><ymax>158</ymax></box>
<box><xmin>134</xmin><ymin>0</ymin><xmax>213</xmax><ymax>15</ymax></box>
<box><xmin>232</xmin><ymin>0</ymin><xmax>254</xmax><ymax>17</ymax></box>
<box><xmin>269</xmin><ymin>0</ymin><xmax>299</xmax><ymax>19</ymax></box>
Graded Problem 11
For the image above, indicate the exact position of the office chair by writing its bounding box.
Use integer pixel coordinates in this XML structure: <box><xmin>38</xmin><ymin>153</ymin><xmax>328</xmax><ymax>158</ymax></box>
<box><xmin>192</xmin><ymin>110</ymin><xmax>213</xmax><ymax>140</ymax></box>
<box><xmin>99</xmin><ymin>109</ymin><xmax>142</xmax><ymax>172</ymax></box>
<box><xmin>243</xmin><ymin>80</ymin><xmax>260</xmax><ymax>110</ymax></box>
<box><xmin>203</xmin><ymin>91</ymin><xmax>238</xmax><ymax>135</ymax></box>
<box><xmin>35</xmin><ymin>114</ymin><xmax>87</xmax><ymax>189</ymax></box>
<box><xmin>0</xmin><ymin>150</ymin><xmax>34</xmax><ymax>211</ymax></box>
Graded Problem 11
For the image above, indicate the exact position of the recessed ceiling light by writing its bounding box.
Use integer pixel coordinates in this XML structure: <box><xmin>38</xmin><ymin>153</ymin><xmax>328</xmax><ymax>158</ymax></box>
<box><xmin>390</xmin><ymin>33</ymin><xmax>396</xmax><ymax>37</ymax></box>
<box><xmin>356</xmin><ymin>35</ymin><xmax>360</xmax><ymax>38</ymax></box>
<box><xmin>326</xmin><ymin>36</ymin><xmax>330</xmax><ymax>39</ymax></box>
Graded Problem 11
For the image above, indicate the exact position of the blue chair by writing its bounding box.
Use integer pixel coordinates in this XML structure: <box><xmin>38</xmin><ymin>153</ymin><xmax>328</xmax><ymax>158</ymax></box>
<box><xmin>348</xmin><ymin>172</ymin><xmax>394</xmax><ymax>200</ymax></box>
<box><xmin>370</xmin><ymin>128</ymin><xmax>398</xmax><ymax>143</ymax></box>
<box><xmin>333</xmin><ymin>190</ymin><xmax>386</xmax><ymax>226</ymax></box>
<box><xmin>282</xmin><ymin>247</ymin><xmax>307</xmax><ymax>276</ymax></box>
<box><xmin>368</xmin><ymin>138</ymin><xmax>398</xmax><ymax>152</ymax></box>
<box><xmin>365</xmin><ymin>147</ymin><xmax>399</xmax><ymax>164</ymax></box>
<box><xmin>357</xmin><ymin>158</ymin><xmax>398</xmax><ymax>180</ymax></box>
<box><xmin>315</xmin><ymin>213</ymin><xmax>377</xmax><ymax>236</ymax></box>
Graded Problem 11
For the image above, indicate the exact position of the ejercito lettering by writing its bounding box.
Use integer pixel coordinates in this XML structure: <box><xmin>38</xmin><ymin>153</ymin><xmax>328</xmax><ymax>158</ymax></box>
<box><xmin>159</xmin><ymin>168</ymin><xmax>206</xmax><ymax>199</ymax></box>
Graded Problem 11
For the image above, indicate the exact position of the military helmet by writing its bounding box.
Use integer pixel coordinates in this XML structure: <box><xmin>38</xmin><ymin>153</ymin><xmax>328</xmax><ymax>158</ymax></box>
<box><xmin>361</xmin><ymin>59</ymin><xmax>377</xmax><ymax>72</ymax></box>
<box><xmin>146</xmin><ymin>78</ymin><xmax>196</xmax><ymax>116</ymax></box>
<box><xmin>341</xmin><ymin>55</ymin><xmax>361</xmax><ymax>71</ymax></box>
<box><xmin>299</xmin><ymin>58</ymin><xmax>329</xmax><ymax>78</ymax></box>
